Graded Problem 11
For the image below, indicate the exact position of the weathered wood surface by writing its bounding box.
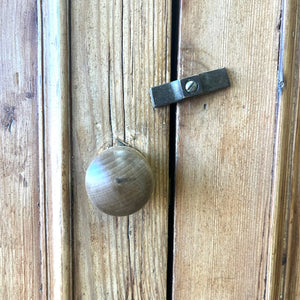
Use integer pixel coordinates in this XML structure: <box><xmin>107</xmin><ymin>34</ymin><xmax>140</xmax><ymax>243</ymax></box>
<box><xmin>0</xmin><ymin>0</ymin><xmax>43</xmax><ymax>298</ymax></box>
<box><xmin>71</xmin><ymin>0</ymin><xmax>171</xmax><ymax>298</ymax></box>
<box><xmin>42</xmin><ymin>0</ymin><xmax>72</xmax><ymax>298</ymax></box>
<box><xmin>279</xmin><ymin>1</ymin><xmax>300</xmax><ymax>298</ymax></box>
<box><xmin>173</xmin><ymin>0</ymin><xmax>300</xmax><ymax>298</ymax></box>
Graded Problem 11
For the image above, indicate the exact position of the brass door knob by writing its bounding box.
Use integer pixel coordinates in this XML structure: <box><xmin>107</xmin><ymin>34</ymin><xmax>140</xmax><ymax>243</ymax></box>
<box><xmin>85</xmin><ymin>146</ymin><xmax>154</xmax><ymax>216</ymax></box>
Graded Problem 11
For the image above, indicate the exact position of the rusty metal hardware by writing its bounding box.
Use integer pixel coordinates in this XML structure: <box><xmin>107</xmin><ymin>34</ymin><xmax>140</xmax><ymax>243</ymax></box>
<box><xmin>149</xmin><ymin>68</ymin><xmax>230</xmax><ymax>108</ymax></box>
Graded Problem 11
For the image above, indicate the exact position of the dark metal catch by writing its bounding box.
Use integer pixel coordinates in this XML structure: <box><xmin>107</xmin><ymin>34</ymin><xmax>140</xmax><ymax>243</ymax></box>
<box><xmin>149</xmin><ymin>68</ymin><xmax>230</xmax><ymax>108</ymax></box>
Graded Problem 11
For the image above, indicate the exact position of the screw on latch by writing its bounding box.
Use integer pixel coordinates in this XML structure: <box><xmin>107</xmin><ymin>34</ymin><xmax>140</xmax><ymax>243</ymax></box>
<box><xmin>185</xmin><ymin>80</ymin><xmax>198</xmax><ymax>93</ymax></box>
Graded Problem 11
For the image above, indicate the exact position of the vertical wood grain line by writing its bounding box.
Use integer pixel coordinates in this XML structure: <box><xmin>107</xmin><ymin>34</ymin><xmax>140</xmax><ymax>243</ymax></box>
<box><xmin>68</xmin><ymin>1</ymin><xmax>76</xmax><ymax>299</ymax></box>
<box><xmin>38</xmin><ymin>0</ymin><xmax>48</xmax><ymax>298</ymax></box>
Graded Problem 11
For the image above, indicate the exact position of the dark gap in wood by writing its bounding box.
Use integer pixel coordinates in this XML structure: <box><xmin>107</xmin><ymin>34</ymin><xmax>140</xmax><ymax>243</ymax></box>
<box><xmin>167</xmin><ymin>0</ymin><xmax>180</xmax><ymax>298</ymax></box>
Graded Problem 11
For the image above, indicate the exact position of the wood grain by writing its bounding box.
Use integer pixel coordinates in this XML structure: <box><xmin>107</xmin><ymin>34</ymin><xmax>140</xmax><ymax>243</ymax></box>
<box><xmin>173</xmin><ymin>0</ymin><xmax>286</xmax><ymax>298</ymax></box>
<box><xmin>0</xmin><ymin>0</ymin><xmax>43</xmax><ymax>298</ymax></box>
<box><xmin>276</xmin><ymin>0</ymin><xmax>300</xmax><ymax>298</ymax></box>
<box><xmin>71</xmin><ymin>0</ymin><xmax>171</xmax><ymax>298</ymax></box>
<box><xmin>41</xmin><ymin>0</ymin><xmax>72</xmax><ymax>298</ymax></box>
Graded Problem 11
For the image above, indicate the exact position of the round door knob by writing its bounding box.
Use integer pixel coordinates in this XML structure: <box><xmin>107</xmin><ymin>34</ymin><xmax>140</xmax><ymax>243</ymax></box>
<box><xmin>85</xmin><ymin>146</ymin><xmax>154</xmax><ymax>216</ymax></box>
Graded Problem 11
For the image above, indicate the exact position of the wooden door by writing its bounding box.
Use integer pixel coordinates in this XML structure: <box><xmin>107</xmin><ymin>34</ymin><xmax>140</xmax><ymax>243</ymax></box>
<box><xmin>173</xmin><ymin>0</ymin><xmax>300</xmax><ymax>298</ymax></box>
<box><xmin>173</xmin><ymin>1</ymin><xmax>300</xmax><ymax>299</ymax></box>
<box><xmin>70</xmin><ymin>0</ymin><xmax>170</xmax><ymax>298</ymax></box>
<box><xmin>1</xmin><ymin>0</ymin><xmax>300</xmax><ymax>299</ymax></box>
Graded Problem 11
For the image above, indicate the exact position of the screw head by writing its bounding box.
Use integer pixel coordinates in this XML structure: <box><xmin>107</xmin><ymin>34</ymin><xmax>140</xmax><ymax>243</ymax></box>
<box><xmin>185</xmin><ymin>80</ymin><xmax>198</xmax><ymax>93</ymax></box>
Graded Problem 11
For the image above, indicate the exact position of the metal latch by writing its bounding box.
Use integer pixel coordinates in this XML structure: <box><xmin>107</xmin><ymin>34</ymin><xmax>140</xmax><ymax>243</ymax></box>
<box><xmin>149</xmin><ymin>68</ymin><xmax>230</xmax><ymax>108</ymax></box>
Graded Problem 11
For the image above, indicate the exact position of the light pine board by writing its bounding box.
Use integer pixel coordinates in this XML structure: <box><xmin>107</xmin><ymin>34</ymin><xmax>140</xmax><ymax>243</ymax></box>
<box><xmin>0</xmin><ymin>0</ymin><xmax>43</xmax><ymax>298</ymax></box>
<box><xmin>279</xmin><ymin>0</ymin><xmax>300</xmax><ymax>298</ymax></box>
<box><xmin>172</xmin><ymin>0</ymin><xmax>298</xmax><ymax>299</ymax></box>
<box><xmin>41</xmin><ymin>0</ymin><xmax>72</xmax><ymax>298</ymax></box>
<box><xmin>71</xmin><ymin>0</ymin><xmax>171</xmax><ymax>298</ymax></box>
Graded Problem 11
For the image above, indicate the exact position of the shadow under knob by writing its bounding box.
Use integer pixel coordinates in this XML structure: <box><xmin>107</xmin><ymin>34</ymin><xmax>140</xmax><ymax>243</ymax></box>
<box><xmin>85</xmin><ymin>146</ymin><xmax>154</xmax><ymax>216</ymax></box>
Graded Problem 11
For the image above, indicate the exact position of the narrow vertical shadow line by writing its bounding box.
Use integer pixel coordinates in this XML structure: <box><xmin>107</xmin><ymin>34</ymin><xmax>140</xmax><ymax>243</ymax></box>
<box><xmin>167</xmin><ymin>0</ymin><xmax>180</xmax><ymax>298</ymax></box>
<box><xmin>68</xmin><ymin>0</ymin><xmax>75</xmax><ymax>298</ymax></box>
<box><xmin>37</xmin><ymin>0</ymin><xmax>49</xmax><ymax>297</ymax></box>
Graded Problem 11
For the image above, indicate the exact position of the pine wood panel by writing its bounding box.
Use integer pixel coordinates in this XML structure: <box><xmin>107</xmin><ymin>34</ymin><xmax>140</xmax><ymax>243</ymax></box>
<box><xmin>279</xmin><ymin>1</ymin><xmax>300</xmax><ymax>298</ymax></box>
<box><xmin>261</xmin><ymin>0</ymin><xmax>300</xmax><ymax>297</ymax></box>
<box><xmin>0</xmin><ymin>0</ymin><xmax>43</xmax><ymax>298</ymax></box>
<box><xmin>173</xmin><ymin>0</ymin><xmax>291</xmax><ymax>298</ymax></box>
<box><xmin>284</xmin><ymin>92</ymin><xmax>300</xmax><ymax>298</ymax></box>
<box><xmin>41</xmin><ymin>0</ymin><xmax>72</xmax><ymax>298</ymax></box>
<box><xmin>71</xmin><ymin>0</ymin><xmax>171</xmax><ymax>298</ymax></box>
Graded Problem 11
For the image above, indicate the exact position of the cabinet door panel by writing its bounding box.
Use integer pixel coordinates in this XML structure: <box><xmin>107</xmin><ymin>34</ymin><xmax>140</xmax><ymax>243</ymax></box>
<box><xmin>71</xmin><ymin>1</ymin><xmax>171</xmax><ymax>298</ymax></box>
<box><xmin>173</xmin><ymin>0</ymin><xmax>300</xmax><ymax>298</ymax></box>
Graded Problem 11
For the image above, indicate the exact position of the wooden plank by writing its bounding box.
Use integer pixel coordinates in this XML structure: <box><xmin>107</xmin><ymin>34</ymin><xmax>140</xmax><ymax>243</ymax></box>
<box><xmin>173</xmin><ymin>0</ymin><xmax>288</xmax><ymax>298</ymax></box>
<box><xmin>278</xmin><ymin>1</ymin><xmax>300</xmax><ymax>298</ymax></box>
<box><xmin>283</xmin><ymin>83</ymin><xmax>300</xmax><ymax>298</ymax></box>
<box><xmin>263</xmin><ymin>0</ymin><xmax>300</xmax><ymax>298</ymax></box>
<box><xmin>71</xmin><ymin>0</ymin><xmax>171</xmax><ymax>298</ymax></box>
<box><xmin>0</xmin><ymin>0</ymin><xmax>43</xmax><ymax>298</ymax></box>
<box><xmin>282</xmin><ymin>50</ymin><xmax>300</xmax><ymax>297</ymax></box>
<box><xmin>41</xmin><ymin>0</ymin><xmax>72</xmax><ymax>298</ymax></box>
